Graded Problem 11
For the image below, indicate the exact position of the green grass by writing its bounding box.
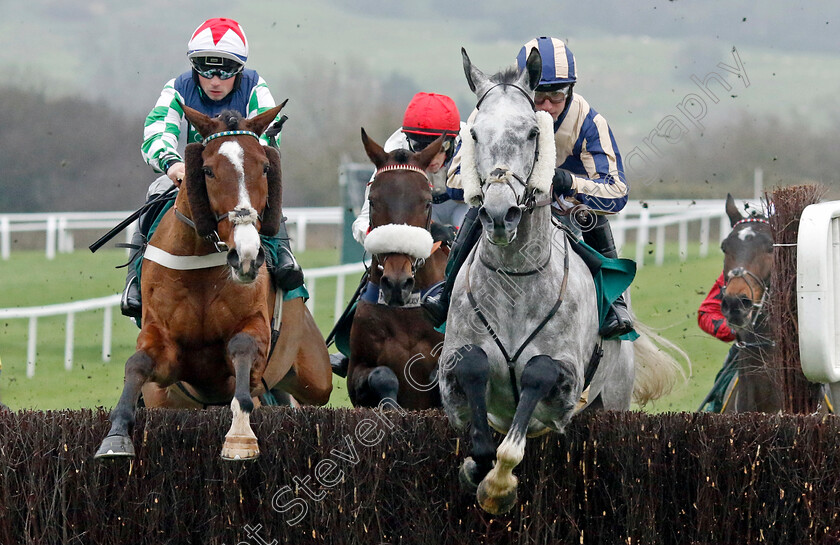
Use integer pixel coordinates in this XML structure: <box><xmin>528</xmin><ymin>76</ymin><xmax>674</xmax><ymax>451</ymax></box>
<box><xmin>0</xmin><ymin>246</ymin><xmax>728</xmax><ymax>412</ymax></box>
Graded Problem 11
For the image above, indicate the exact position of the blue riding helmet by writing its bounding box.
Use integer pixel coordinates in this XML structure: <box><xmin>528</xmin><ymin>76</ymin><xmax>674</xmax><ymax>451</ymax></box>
<box><xmin>516</xmin><ymin>36</ymin><xmax>577</xmax><ymax>88</ymax></box>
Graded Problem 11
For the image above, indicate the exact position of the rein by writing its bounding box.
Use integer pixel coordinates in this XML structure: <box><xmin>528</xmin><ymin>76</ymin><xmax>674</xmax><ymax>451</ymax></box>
<box><xmin>464</xmin><ymin>234</ymin><xmax>570</xmax><ymax>405</ymax></box>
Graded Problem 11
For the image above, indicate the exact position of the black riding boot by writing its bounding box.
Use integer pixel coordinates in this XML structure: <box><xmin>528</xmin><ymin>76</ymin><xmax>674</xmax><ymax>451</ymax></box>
<box><xmin>269</xmin><ymin>221</ymin><xmax>304</xmax><ymax>291</ymax></box>
<box><xmin>583</xmin><ymin>216</ymin><xmax>634</xmax><ymax>338</ymax></box>
<box><xmin>421</xmin><ymin>206</ymin><xmax>482</xmax><ymax>327</ymax></box>
<box><xmin>120</xmin><ymin>228</ymin><xmax>147</xmax><ymax>319</ymax></box>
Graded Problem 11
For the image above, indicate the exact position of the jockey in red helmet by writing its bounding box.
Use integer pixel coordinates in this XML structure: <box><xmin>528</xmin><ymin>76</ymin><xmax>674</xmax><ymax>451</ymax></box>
<box><xmin>122</xmin><ymin>17</ymin><xmax>303</xmax><ymax>321</ymax></box>
<box><xmin>352</xmin><ymin>92</ymin><xmax>466</xmax><ymax>244</ymax></box>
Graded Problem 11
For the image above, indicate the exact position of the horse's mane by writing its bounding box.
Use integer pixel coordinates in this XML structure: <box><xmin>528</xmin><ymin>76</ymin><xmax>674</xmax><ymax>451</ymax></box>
<box><xmin>218</xmin><ymin>110</ymin><xmax>245</xmax><ymax>130</ymax></box>
<box><xmin>490</xmin><ymin>66</ymin><xmax>520</xmax><ymax>85</ymax></box>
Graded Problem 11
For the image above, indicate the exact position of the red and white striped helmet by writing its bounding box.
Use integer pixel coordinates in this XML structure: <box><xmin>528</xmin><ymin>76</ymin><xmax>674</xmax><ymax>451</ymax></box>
<box><xmin>187</xmin><ymin>17</ymin><xmax>249</xmax><ymax>64</ymax></box>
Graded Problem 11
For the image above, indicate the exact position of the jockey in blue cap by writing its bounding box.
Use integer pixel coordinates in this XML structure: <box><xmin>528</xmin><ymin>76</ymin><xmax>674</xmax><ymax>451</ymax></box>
<box><xmin>422</xmin><ymin>36</ymin><xmax>633</xmax><ymax>338</ymax></box>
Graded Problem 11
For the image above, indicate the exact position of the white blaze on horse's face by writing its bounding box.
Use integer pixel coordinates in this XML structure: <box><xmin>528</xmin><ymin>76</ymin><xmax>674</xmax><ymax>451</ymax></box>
<box><xmin>738</xmin><ymin>226</ymin><xmax>755</xmax><ymax>241</ymax></box>
<box><xmin>218</xmin><ymin>141</ymin><xmax>261</xmax><ymax>277</ymax></box>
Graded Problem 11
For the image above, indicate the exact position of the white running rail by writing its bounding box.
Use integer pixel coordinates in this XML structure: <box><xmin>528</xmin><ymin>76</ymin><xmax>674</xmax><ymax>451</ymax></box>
<box><xmin>0</xmin><ymin>263</ymin><xmax>366</xmax><ymax>378</ymax></box>
<box><xmin>0</xmin><ymin>207</ymin><xmax>343</xmax><ymax>259</ymax></box>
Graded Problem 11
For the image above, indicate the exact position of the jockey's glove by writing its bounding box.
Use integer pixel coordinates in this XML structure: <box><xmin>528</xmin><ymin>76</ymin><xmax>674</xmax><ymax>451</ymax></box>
<box><xmin>552</xmin><ymin>167</ymin><xmax>575</xmax><ymax>198</ymax></box>
<box><xmin>432</xmin><ymin>188</ymin><xmax>451</xmax><ymax>204</ymax></box>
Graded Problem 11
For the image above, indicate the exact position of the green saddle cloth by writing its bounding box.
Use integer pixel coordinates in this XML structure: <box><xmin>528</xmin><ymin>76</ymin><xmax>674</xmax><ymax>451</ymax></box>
<box><xmin>131</xmin><ymin>200</ymin><xmax>308</xmax><ymax>327</ymax></box>
<box><xmin>580</xmin><ymin>240</ymin><xmax>639</xmax><ymax>342</ymax></box>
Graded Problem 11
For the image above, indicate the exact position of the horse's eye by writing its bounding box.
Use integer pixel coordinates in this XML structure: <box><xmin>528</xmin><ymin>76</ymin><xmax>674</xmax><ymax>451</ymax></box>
<box><xmin>263</xmin><ymin>163</ymin><xmax>270</xmax><ymax>175</ymax></box>
<box><xmin>528</xmin><ymin>127</ymin><xmax>540</xmax><ymax>139</ymax></box>
<box><xmin>202</xmin><ymin>166</ymin><xmax>214</xmax><ymax>178</ymax></box>
<box><xmin>470</xmin><ymin>128</ymin><xmax>477</xmax><ymax>142</ymax></box>
<box><xmin>426</xmin><ymin>200</ymin><xmax>432</xmax><ymax>210</ymax></box>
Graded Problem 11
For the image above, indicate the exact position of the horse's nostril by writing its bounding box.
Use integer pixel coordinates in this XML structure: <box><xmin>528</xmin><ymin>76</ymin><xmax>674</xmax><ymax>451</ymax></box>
<box><xmin>403</xmin><ymin>277</ymin><xmax>415</xmax><ymax>293</ymax></box>
<box><xmin>505</xmin><ymin>206</ymin><xmax>521</xmax><ymax>225</ymax></box>
<box><xmin>381</xmin><ymin>277</ymin><xmax>393</xmax><ymax>291</ymax></box>
<box><xmin>226</xmin><ymin>251</ymin><xmax>240</xmax><ymax>269</ymax></box>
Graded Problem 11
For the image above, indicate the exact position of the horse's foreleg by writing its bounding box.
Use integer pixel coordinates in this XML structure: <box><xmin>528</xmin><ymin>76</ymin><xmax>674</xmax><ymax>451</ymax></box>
<box><xmin>448</xmin><ymin>345</ymin><xmax>495</xmax><ymax>494</ymax></box>
<box><xmin>348</xmin><ymin>364</ymin><xmax>400</xmax><ymax>408</ymax></box>
<box><xmin>221</xmin><ymin>332</ymin><xmax>261</xmax><ymax>461</ymax></box>
<box><xmin>94</xmin><ymin>350</ymin><xmax>154</xmax><ymax>459</ymax></box>
<box><xmin>478</xmin><ymin>354</ymin><xmax>564</xmax><ymax>515</ymax></box>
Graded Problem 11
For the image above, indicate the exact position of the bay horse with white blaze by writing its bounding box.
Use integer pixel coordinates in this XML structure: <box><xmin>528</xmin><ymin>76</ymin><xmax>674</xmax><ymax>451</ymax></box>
<box><xmin>439</xmin><ymin>48</ymin><xmax>684</xmax><ymax>515</ymax></box>
<box><xmin>347</xmin><ymin>129</ymin><xmax>449</xmax><ymax>409</ymax></box>
<box><xmin>95</xmin><ymin>103</ymin><xmax>332</xmax><ymax>461</ymax></box>
<box><xmin>718</xmin><ymin>194</ymin><xmax>781</xmax><ymax>412</ymax></box>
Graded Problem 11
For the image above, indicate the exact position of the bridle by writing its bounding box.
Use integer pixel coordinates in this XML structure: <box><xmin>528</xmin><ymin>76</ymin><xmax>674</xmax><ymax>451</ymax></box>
<box><xmin>176</xmin><ymin>130</ymin><xmax>266</xmax><ymax>252</ymax></box>
<box><xmin>723</xmin><ymin>217</ymin><xmax>774</xmax><ymax>348</ymax></box>
<box><xmin>369</xmin><ymin>163</ymin><xmax>434</xmax><ymax>277</ymax></box>
<box><xmin>473</xmin><ymin>83</ymin><xmax>552</xmax><ymax>214</ymax></box>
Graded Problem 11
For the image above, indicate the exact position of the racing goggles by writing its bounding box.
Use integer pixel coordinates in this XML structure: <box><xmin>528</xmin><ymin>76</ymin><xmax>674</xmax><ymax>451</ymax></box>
<box><xmin>407</xmin><ymin>135</ymin><xmax>455</xmax><ymax>158</ymax></box>
<box><xmin>534</xmin><ymin>85</ymin><xmax>571</xmax><ymax>104</ymax></box>
<box><xmin>191</xmin><ymin>56</ymin><xmax>244</xmax><ymax>80</ymax></box>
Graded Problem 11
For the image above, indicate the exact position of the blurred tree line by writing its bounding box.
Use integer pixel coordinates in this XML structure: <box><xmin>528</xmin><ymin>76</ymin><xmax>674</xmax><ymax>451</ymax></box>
<box><xmin>1</xmin><ymin>68</ymin><xmax>837</xmax><ymax>213</ymax></box>
<box><xmin>0</xmin><ymin>59</ymin><xmax>405</xmax><ymax>213</ymax></box>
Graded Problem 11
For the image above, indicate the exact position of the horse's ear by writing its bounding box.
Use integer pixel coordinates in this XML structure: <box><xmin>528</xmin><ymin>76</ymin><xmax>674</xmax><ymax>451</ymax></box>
<box><xmin>181</xmin><ymin>103</ymin><xmax>216</xmax><ymax>139</ymax></box>
<box><xmin>725</xmin><ymin>193</ymin><xmax>743</xmax><ymax>227</ymax></box>
<box><xmin>260</xmin><ymin>146</ymin><xmax>283</xmax><ymax>236</ymax></box>
<box><xmin>184</xmin><ymin>143</ymin><xmax>217</xmax><ymax>238</ymax></box>
<box><xmin>414</xmin><ymin>135</ymin><xmax>444</xmax><ymax>171</ymax></box>
<box><xmin>462</xmin><ymin>48</ymin><xmax>489</xmax><ymax>95</ymax></box>
<box><xmin>523</xmin><ymin>47</ymin><xmax>543</xmax><ymax>91</ymax></box>
<box><xmin>361</xmin><ymin>128</ymin><xmax>388</xmax><ymax>169</ymax></box>
<box><xmin>247</xmin><ymin>100</ymin><xmax>288</xmax><ymax>137</ymax></box>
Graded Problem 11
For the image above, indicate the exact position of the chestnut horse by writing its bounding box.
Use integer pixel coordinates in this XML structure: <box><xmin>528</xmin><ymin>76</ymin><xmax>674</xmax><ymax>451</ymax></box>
<box><xmin>347</xmin><ymin>129</ymin><xmax>449</xmax><ymax>409</ymax></box>
<box><xmin>718</xmin><ymin>193</ymin><xmax>781</xmax><ymax>412</ymax></box>
<box><xmin>95</xmin><ymin>103</ymin><xmax>331</xmax><ymax>461</ymax></box>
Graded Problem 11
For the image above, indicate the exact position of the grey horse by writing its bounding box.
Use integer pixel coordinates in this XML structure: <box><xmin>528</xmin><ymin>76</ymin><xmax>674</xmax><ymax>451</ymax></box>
<box><xmin>439</xmin><ymin>48</ymin><xmax>685</xmax><ymax>515</ymax></box>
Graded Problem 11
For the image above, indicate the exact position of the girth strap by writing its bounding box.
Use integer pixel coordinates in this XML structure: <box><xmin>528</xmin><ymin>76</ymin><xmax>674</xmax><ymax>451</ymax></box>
<box><xmin>464</xmin><ymin>235</ymin><xmax>570</xmax><ymax>405</ymax></box>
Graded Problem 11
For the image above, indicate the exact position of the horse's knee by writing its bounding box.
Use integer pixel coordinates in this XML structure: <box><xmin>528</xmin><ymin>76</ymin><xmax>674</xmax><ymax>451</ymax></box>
<box><xmin>125</xmin><ymin>350</ymin><xmax>155</xmax><ymax>378</ymax></box>
<box><xmin>521</xmin><ymin>355</ymin><xmax>561</xmax><ymax>390</ymax></box>
<box><xmin>368</xmin><ymin>367</ymin><xmax>399</xmax><ymax>401</ymax></box>
<box><xmin>304</xmin><ymin>380</ymin><xmax>332</xmax><ymax>406</ymax></box>
<box><xmin>450</xmin><ymin>345</ymin><xmax>489</xmax><ymax>385</ymax></box>
<box><xmin>228</xmin><ymin>332</ymin><xmax>260</xmax><ymax>363</ymax></box>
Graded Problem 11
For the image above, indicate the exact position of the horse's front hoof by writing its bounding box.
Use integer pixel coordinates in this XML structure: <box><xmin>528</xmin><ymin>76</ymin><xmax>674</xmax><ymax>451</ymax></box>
<box><xmin>477</xmin><ymin>480</ymin><xmax>518</xmax><ymax>515</ymax></box>
<box><xmin>458</xmin><ymin>457</ymin><xmax>480</xmax><ymax>493</ymax></box>
<box><xmin>221</xmin><ymin>435</ymin><xmax>260</xmax><ymax>461</ymax></box>
<box><xmin>94</xmin><ymin>434</ymin><xmax>136</xmax><ymax>459</ymax></box>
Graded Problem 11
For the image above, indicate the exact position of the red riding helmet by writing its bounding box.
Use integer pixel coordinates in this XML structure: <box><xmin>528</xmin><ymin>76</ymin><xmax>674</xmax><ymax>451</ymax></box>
<box><xmin>401</xmin><ymin>93</ymin><xmax>461</xmax><ymax>139</ymax></box>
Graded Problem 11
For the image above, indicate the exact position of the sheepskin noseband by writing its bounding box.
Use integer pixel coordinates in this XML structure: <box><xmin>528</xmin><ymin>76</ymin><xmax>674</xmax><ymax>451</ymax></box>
<box><xmin>364</xmin><ymin>224</ymin><xmax>434</xmax><ymax>260</ymax></box>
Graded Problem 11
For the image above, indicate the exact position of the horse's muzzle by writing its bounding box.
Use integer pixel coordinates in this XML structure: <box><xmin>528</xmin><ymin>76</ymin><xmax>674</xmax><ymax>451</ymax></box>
<box><xmin>380</xmin><ymin>273</ymin><xmax>415</xmax><ymax>307</ymax></box>
<box><xmin>227</xmin><ymin>246</ymin><xmax>266</xmax><ymax>283</ymax></box>
<box><xmin>721</xmin><ymin>294</ymin><xmax>753</xmax><ymax>329</ymax></box>
<box><xmin>478</xmin><ymin>204</ymin><xmax>521</xmax><ymax>246</ymax></box>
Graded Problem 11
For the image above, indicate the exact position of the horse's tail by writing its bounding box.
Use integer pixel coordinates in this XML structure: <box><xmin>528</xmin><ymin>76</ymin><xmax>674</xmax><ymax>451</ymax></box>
<box><xmin>630</xmin><ymin>316</ymin><xmax>692</xmax><ymax>406</ymax></box>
